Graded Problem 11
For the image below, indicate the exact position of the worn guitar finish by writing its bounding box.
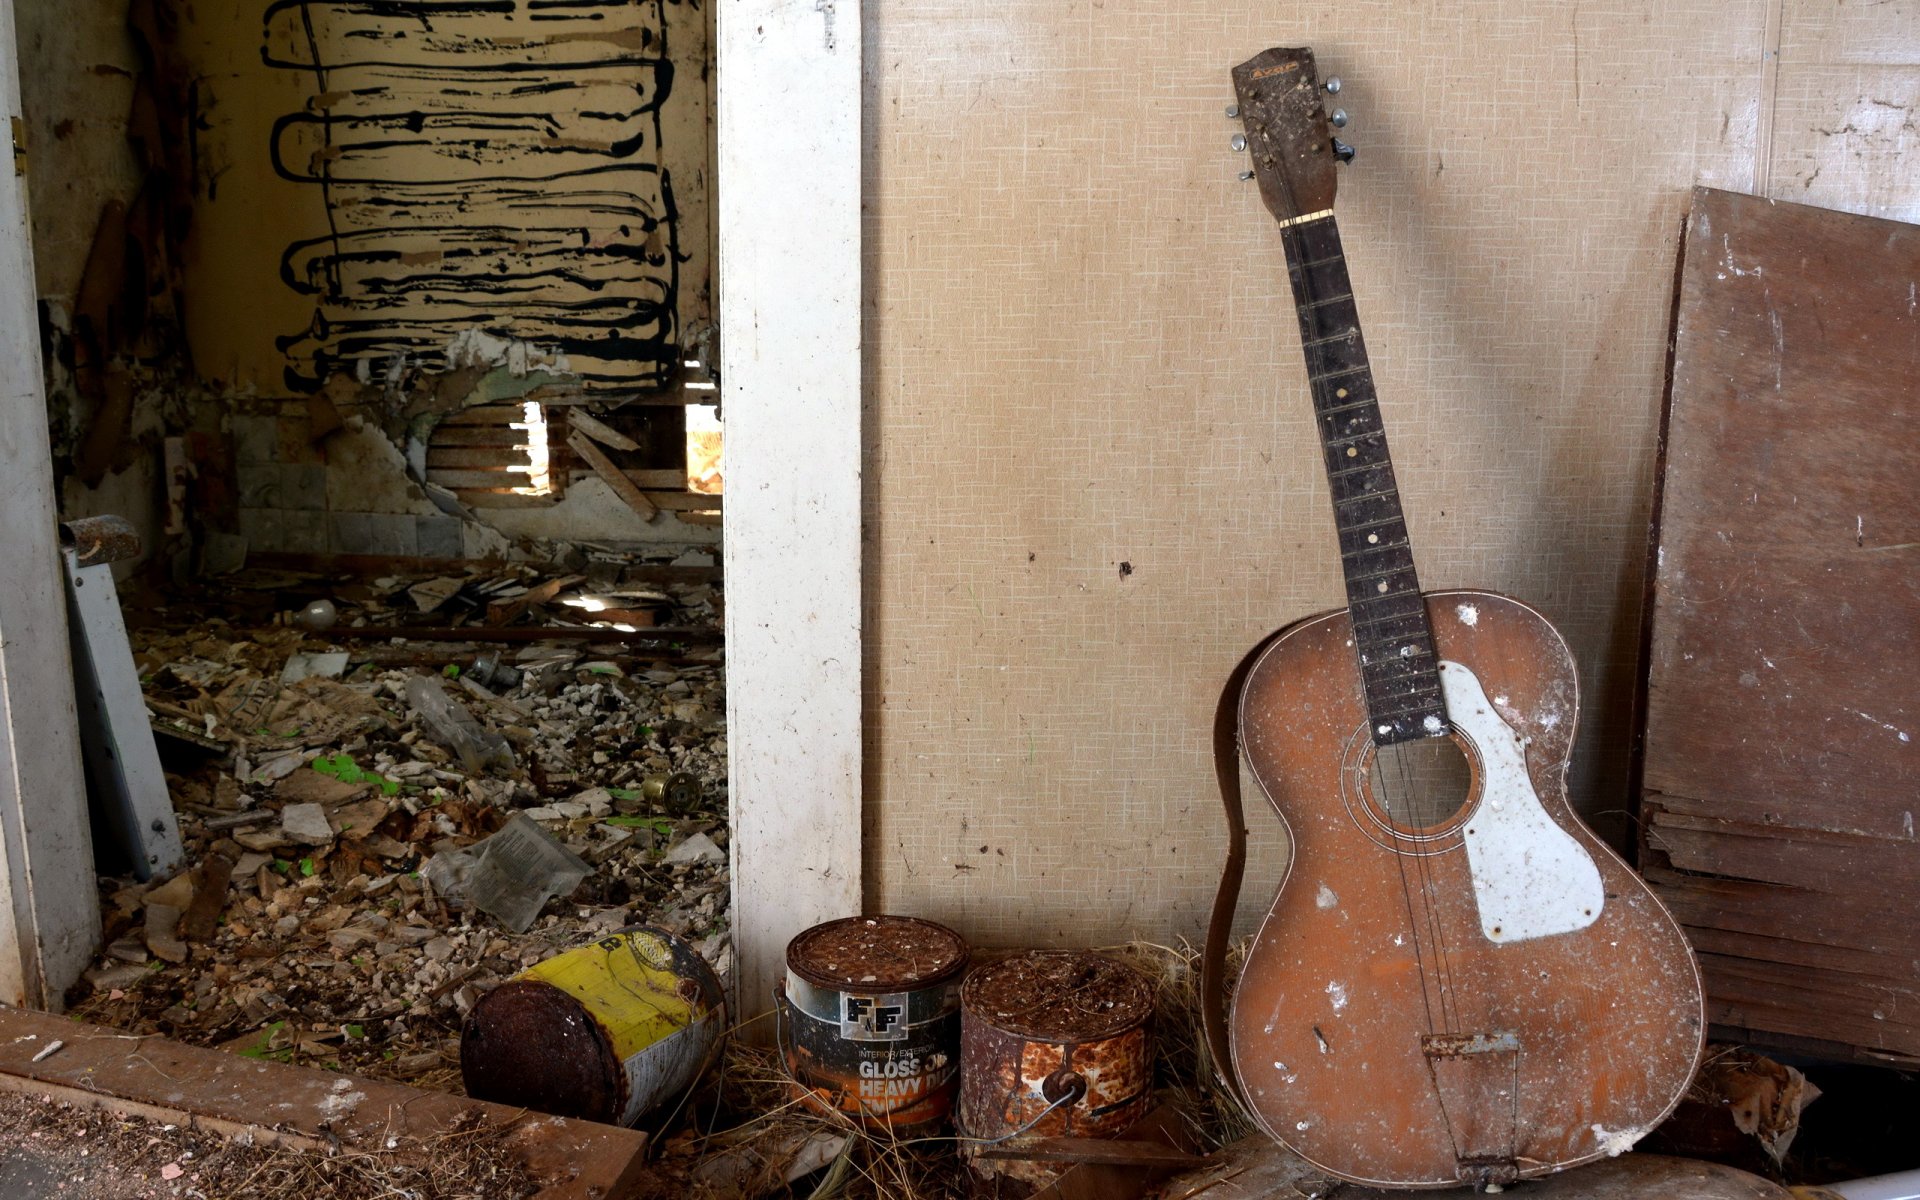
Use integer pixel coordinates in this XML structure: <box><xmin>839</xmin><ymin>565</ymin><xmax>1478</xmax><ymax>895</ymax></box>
<box><xmin>1221</xmin><ymin>48</ymin><xmax>1705</xmax><ymax>1189</ymax></box>
<box><xmin>1232</xmin><ymin>593</ymin><xmax>1704</xmax><ymax>1187</ymax></box>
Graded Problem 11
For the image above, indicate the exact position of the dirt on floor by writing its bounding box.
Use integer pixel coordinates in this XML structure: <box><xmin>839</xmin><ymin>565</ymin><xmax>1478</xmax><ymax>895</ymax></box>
<box><xmin>0</xmin><ymin>1089</ymin><xmax>536</xmax><ymax>1199</ymax></box>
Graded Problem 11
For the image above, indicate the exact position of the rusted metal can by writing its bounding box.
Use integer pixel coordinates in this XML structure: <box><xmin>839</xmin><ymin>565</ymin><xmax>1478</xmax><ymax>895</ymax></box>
<box><xmin>461</xmin><ymin>925</ymin><xmax>725</xmax><ymax>1126</ymax></box>
<box><xmin>958</xmin><ymin>950</ymin><xmax>1157</xmax><ymax>1181</ymax></box>
<box><xmin>778</xmin><ymin>915</ymin><xmax>969</xmax><ymax>1132</ymax></box>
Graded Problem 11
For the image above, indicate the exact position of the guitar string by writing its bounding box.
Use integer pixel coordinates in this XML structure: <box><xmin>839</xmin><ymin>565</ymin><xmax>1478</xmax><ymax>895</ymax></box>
<box><xmin>1385</xmin><ymin>762</ymin><xmax>1441</xmax><ymax>1035</ymax></box>
<box><xmin>1265</xmin><ymin>126</ymin><xmax>1472</xmax><ymax>1166</ymax></box>
<box><xmin>1275</xmin><ymin>200</ymin><xmax>1450</xmax><ymax>1040</ymax></box>
<box><xmin>1405</xmin><ymin>733</ymin><xmax>1463</xmax><ymax>1035</ymax></box>
<box><xmin>1399</xmin><ymin>747</ymin><xmax>1450</xmax><ymax>1027</ymax></box>
<box><xmin>1295</xmin><ymin>211</ymin><xmax>1460</xmax><ymax>1037</ymax></box>
<box><xmin>1386</xmin><ymin>647</ymin><xmax>1471</xmax><ymax>1163</ymax></box>
<box><xmin>1381</xmin><ymin>664</ymin><xmax>1469</xmax><ymax>1164</ymax></box>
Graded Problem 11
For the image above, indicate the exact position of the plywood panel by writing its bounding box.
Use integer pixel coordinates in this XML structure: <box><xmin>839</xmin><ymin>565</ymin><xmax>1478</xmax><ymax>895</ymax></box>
<box><xmin>1638</xmin><ymin>188</ymin><xmax>1920</xmax><ymax>1061</ymax></box>
<box><xmin>862</xmin><ymin>0</ymin><xmax>1919</xmax><ymax>949</ymax></box>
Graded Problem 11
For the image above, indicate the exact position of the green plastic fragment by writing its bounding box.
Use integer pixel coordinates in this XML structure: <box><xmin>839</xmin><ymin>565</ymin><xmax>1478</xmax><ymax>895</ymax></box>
<box><xmin>308</xmin><ymin>754</ymin><xmax>399</xmax><ymax>795</ymax></box>
<box><xmin>602</xmin><ymin>816</ymin><xmax>673</xmax><ymax>834</ymax></box>
<box><xmin>236</xmin><ymin>1020</ymin><xmax>292</xmax><ymax>1062</ymax></box>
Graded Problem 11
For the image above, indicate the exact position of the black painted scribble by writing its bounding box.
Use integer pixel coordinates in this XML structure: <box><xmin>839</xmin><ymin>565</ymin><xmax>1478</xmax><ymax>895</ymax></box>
<box><xmin>262</xmin><ymin>0</ymin><xmax>684</xmax><ymax>391</ymax></box>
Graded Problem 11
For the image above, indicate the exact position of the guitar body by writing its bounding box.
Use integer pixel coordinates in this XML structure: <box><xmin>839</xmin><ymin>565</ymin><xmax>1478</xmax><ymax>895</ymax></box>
<box><xmin>1229</xmin><ymin>590</ymin><xmax>1704</xmax><ymax>1189</ymax></box>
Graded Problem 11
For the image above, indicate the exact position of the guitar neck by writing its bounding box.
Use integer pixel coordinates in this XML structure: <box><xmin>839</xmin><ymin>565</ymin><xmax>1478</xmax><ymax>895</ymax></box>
<box><xmin>1278</xmin><ymin>214</ymin><xmax>1447</xmax><ymax>744</ymax></box>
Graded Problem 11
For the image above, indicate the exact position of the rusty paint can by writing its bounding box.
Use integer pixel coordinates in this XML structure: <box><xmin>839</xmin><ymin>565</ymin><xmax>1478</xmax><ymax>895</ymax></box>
<box><xmin>461</xmin><ymin>925</ymin><xmax>725</xmax><ymax>1127</ymax></box>
<box><xmin>778</xmin><ymin>915</ymin><xmax>970</xmax><ymax>1132</ymax></box>
<box><xmin>958</xmin><ymin>950</ymin><xmax>1156</xmax><ymax>1181</ymax></box>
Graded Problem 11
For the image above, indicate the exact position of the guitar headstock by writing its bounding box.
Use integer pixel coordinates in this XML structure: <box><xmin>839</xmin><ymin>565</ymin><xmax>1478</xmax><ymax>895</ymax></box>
<box><xmin>1231</xmin><ymin>48</ymin><xmax>1348</xmax><ymax>223</ymax></box>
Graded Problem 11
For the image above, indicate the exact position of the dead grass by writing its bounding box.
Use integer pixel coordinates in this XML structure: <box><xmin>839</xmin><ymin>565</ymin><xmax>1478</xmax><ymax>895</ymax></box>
<box><xmin>647</xmin><ymin>939</ymin><xmax>1252</xmax><ymax>1200</ymax></box>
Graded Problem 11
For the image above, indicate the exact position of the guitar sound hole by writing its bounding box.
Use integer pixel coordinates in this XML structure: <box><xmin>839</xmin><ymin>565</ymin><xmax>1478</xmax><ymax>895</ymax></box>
<box><xmin>1366</xmin><ymin>736</ymin><xmax>1473</xmax><ymax>831</ymax></box>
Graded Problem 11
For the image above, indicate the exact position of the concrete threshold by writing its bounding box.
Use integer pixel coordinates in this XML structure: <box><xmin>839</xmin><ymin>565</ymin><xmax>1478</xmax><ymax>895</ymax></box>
<box><xmin>0</xmin><ymin>1003</ymin><xmax>651</xmax><ymax>1198</ymax></box>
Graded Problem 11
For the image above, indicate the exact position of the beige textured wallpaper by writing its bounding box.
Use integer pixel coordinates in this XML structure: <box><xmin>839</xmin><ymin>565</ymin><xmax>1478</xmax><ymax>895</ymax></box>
<box><xmin>861</xmin><ymin>0</ymin><xmax>1920</xmax><ymax>948</ymax></box>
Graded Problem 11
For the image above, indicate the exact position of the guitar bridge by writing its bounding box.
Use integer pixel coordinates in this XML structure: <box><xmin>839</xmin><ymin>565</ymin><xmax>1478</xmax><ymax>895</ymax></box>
<box><xmin>1421</xmin><ymin>1031</ymin><xmax>1521</xmax><ymax>1058</ymax></box>
<box><xmin>1421</xmin><ymin>1032</ymin><xmax>1522</xmax><ymax>1186</ymax></box>
<box><xmin>1455</xmin><ymin>1156</ymin><xmax>1520</xmax><ymax>1189</ymax></box>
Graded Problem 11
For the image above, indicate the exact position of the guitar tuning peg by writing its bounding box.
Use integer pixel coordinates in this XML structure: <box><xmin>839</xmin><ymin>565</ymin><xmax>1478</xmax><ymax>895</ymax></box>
<box><xmin>1324</xmin><ymin>76</ymin><xmax>1343</xmax><ymax>95</ymax></box>
<box><xmin>1329</xmin><ymin>108</ymin><xmax>1349</xmax><ymax>129</ymax></box>
<box><xmin>1230</xmin><ymin>133</ymin><xmax>1247</xmax><ymax>152</ymax></box>
<box><xmin>1331</xmin><ymin>138</ymin><xmax>1356</xmax><ymax>164</ymax></box>
<box><xmin>1239</xmin><ymin>170</ymin><xmax>1254</xmax><ymax>181</ymax></box>
<box><xmin>1225</xmin><ymin>104</ymin><xmax>1240</xmax><ymax>118</ymax></box>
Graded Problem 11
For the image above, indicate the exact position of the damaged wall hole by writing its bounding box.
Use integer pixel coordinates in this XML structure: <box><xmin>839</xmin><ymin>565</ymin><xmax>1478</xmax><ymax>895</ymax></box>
<box><xmin>424</xmin><ymin>396</ymin><xmax>718</xmax><ymax>515</ymax></box>
<box><xmin>511</xmin><ymin>402</ymin><xmax>552</xmax><ymax>497</ymax></box>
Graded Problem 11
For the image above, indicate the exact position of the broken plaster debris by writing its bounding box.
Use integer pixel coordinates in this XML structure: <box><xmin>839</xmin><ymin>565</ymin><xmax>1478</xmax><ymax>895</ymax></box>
<box><xmin>73</xmin><ymin>560</ymin><xmax>730</xmax><ymax>1100</ymax></box>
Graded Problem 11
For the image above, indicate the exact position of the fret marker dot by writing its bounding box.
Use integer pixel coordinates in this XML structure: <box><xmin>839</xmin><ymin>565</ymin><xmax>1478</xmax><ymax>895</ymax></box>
<box><xmin>1376</xmin><ymin>581</ymin><xmax>1389</xmax><ymax>593</ymax></box>
<box><xmin>1336</xmin><ymin>388</ymin><xmax>1350</xmax><ymax>398</ymax></box>
<box><xmin>1367</xmin><ymin>533</ymin><xmax>1379</xmax><ymax>544</ymax></box>
<box><xmin>1346</xmin><ymin>446</ymin><xmax>1358</xmax><ymax>457</ymax></box>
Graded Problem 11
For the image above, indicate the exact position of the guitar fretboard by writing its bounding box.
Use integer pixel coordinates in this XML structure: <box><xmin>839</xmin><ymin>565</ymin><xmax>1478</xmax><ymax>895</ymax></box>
<box><xmin>1278</xmin><ymin>215</ymin><xmax>1448</xmax><ymax>745</ymax></box>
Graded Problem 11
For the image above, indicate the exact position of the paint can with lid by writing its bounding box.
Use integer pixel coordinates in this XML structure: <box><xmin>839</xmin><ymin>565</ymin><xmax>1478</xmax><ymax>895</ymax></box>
<box><xmin>958</xmin><ymin>950</ymin><xmax>1157</xmax><ymax>1182</ymax></box>
<box><xmin>461</xmin><ymin>925</ymin><xmax>726</xmax><ymax>1127</ymax></box>
<box><xmin>777</xmin><ymin>915</ymin><xmax>970</xmax><ymax>1131</ymax></box>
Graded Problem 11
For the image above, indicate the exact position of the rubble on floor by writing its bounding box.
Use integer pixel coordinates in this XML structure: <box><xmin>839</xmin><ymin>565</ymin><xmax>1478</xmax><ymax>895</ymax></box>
<box><xmin>0</xmin><ymin>1089</ymin><xmax>539</xmax><ymax>1200</ymax></box>
<box><xmin>69</xmin><ymin>562</ymin><xmax>731</xmax><ymax>1097</ymax></box>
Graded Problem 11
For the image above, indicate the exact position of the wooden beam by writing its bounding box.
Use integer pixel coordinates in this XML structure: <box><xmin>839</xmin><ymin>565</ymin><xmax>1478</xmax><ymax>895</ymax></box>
<box><xmin>0</xmin><ymin>0</ymin><xmax>102</xmax><ymax>1008</ymax></box>
<box><xmin>637</xmin><ymin>490</ymin><xmax>722</xmax><ymax>512</ymax></box>
<box><xmin>439</xmin><ymin>405</ymin><xmax>536</xmax><ymax>426</ymax></box>
<box><xmin>425</xmin><ymin>447</ymin><xmax>537</xmax><ymax>469</ymax></box>
<box><xmin>565</xmin><ymin>429</ymin><xmax>659</xmax><ymax>520</ymax></box>
<box><xmin>426</xmin><ymin>426</ymin><xmax>538</xmax><ymax>447</ymax></box>
<box><xmin>566</xmin><ymin>409</ymin><xmax>641</xmax><ymax>452</ymax></box>
<box><xmin>719</xmin><ymin>0</ymin><xmax>862</xmax><ymax>1032</ymax></box>
<box><xmin>425</xmin><ymin>469</ymin><xmax>542</xmax><ymax>490</ymax></box>
<box><xmin>0</xmin><ymin>1005</ymin><xmax>653</xmax><ymax>1198</ymax></box>
<box><xmin>565</xmin><ymin>467</ymin><xmax>685</xmax><ymax>489</ymax></box>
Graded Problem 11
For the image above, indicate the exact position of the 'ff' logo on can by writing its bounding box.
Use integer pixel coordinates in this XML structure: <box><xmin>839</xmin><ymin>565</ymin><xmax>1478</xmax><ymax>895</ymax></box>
<box><xmin>842</xmin><ymin>993</ymin><xmax>909</xmax><ymax>1041</ymax></box>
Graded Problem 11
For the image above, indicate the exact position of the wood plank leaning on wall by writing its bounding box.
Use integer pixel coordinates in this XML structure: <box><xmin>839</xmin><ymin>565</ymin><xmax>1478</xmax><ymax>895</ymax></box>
<box><xmin>0</xmin><ymin>0</ymin><xmax>103</xmax><ymax>1009</ymax></box>
<box><xmin>1640</xmin><ymin>188</ymin><xmax>1920</xmax><ymax>1064</ymax></box>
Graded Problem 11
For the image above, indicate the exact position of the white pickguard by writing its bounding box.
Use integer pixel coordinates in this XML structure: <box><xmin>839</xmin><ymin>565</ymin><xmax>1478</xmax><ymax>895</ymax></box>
<box><xmin>1441</xmin><ymin>660</ymin><xmax>1605</xmax><ymax>943</ymax></box>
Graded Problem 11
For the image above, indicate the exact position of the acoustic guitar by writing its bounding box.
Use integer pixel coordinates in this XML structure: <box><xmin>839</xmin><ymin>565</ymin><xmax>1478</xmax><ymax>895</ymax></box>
<box><xmin>1200</xmin><ymin>47</ymin><xmax>1705</xmax><ymax>1190</ymax></box>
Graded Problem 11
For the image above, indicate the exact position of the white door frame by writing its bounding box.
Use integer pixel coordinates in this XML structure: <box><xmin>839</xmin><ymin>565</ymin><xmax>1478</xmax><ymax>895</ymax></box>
<box><xmin>0</xmin><ymin>0</ymin><xmax>103</xmax><ymax>1008</ymax></box>
<box><xmin>717</xmin><ymin>0</ymin><xmax>864</xmax><ymax>1023</ymax></box>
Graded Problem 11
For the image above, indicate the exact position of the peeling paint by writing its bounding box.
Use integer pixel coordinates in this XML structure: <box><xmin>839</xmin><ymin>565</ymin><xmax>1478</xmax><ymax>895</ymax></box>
<box><xmin>444</xmin><ymin>329</ymin><xmax>575</xmax><ymax>379</ymax></box>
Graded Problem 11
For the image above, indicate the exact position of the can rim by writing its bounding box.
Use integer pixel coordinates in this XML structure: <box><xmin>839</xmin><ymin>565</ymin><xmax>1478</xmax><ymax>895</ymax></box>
<box><xmin>786</xmin><ymin>915</ymin><xmax>970</xmax><ymax>992</ymax></box>
<box><xmin>959</xmin><ymin>950</ymin><xmax>1155</xmax><ymax>1043</ymax></box>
